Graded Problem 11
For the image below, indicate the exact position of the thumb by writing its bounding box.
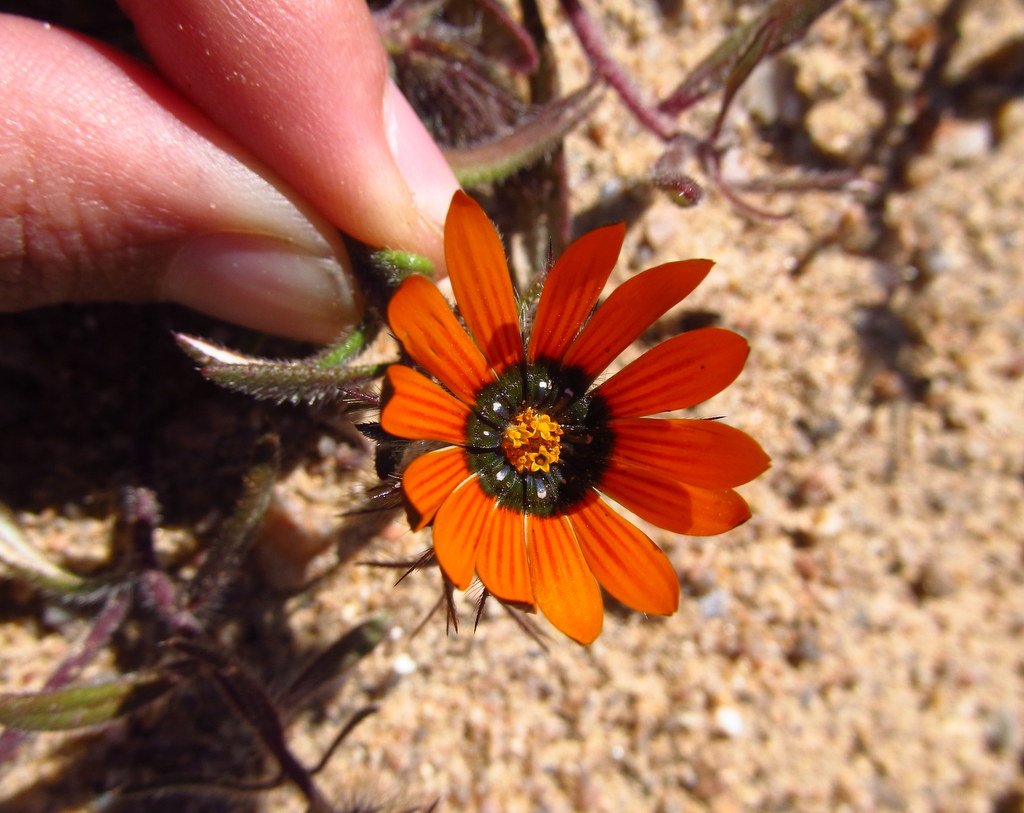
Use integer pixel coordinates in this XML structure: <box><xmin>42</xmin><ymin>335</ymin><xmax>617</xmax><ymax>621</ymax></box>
<box><xmin>0</xmin><ymin>15</ymin><xmax>359</xmax><ymax>343</ymax></box>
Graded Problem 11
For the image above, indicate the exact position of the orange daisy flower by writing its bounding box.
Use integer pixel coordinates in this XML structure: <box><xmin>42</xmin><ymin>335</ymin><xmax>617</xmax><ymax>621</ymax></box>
<box><xmin>381</xmin><ymin>191</ymin><xmax>769</xmax><ymax>644</ymax></box>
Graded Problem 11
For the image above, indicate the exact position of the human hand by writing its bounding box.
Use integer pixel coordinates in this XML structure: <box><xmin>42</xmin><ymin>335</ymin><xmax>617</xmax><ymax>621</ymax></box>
<box><xmin>0</xmin><ymin>0</ymin><xmax>459</xmax><ymax>343</ymax></box>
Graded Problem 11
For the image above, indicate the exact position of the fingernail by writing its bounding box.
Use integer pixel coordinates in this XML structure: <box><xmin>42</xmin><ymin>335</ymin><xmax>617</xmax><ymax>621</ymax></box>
<box><xmin>163</xmin><ymin>233</ymin><xmax>361</xmax><ymax>343</ymax></box>
<box><xmin>383</xmin><ymin>79</ymin><xmax>459</xmax><ymax>237</ymax></box>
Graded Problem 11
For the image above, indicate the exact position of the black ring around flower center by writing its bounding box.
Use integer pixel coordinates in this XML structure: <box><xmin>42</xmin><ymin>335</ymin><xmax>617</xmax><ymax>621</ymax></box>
<box><xmin>465</xmin><ymin>360</ymin><xmax>614</xmax><ymax>517</ymax></box>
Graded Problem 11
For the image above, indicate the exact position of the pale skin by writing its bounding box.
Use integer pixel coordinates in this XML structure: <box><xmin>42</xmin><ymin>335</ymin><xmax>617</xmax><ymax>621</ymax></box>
<box><xmin>0</xmin><ymin>0</ymin><xmax>459</xmax><ymax>343</ymax></box>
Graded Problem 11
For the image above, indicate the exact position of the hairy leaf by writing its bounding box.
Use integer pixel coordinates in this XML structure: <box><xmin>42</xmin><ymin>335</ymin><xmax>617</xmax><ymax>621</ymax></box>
<box><xmin>659</xmin><ymin>0</ymin><xmax>840</xmax><ymax>116</ymax></box>
<box><xmin>280</xmin><ymin>617</ymin><xmax>389</xmax><ymax>711</ymax></box>
<box><xmin>175</xmin><ymin>334</ymin><xmax>382</xmax><ymax>407</ymax></box>
<box><xmin>446</xmin><ymin>84</ymin><xmax>604</xmax><ymax>185</ymax></box>
<box><xmin>187</xmin><ymin>434</ymin><xmax>280</xmax><ymax>611</ymax></box>
<box><xmin>0</xmin><ymin>504</ymin><xmax>90</xmax><ymax>593</ymax></box>
<box><xmin>0</xmin><ymin>672</ymin><xmax>173</xmax><ymax>731</ymax></box>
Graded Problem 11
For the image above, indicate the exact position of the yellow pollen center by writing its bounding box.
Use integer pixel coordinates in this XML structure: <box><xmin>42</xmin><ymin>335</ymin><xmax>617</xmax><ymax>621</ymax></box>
<box><xmin>501</xmin><ymin>408</ymin><xmax>564</xmax><ymax>473</ymax></box>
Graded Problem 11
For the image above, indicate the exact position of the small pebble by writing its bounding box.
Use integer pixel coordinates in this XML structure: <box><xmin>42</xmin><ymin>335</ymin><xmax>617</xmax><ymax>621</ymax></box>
<box><xmin>393</xmin><ymin>653</ymin><xmax>417</xmax><ymax>676</ymax></box>
<box><xmin>714</xmin><ymin>706</ymin><xmax>746</xmax><ymax>739</ymax></box>
<box><xmin>698</xmin><ymin>589</ymin><xmax>731</xmax><ymax>619</ymax></box>
<box><xmin>930</xmin><ymin>117</ymin><xmax>994</xmax><ymax>164</ymax></box>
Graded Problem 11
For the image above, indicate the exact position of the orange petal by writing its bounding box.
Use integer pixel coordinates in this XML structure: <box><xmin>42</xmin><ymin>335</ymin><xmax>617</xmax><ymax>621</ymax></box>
<box><xmin>561</xmin><ymin>259</ymin><xmax>714</xmax><ymax>379</ymax></box>
<box><xmin>567</xmin><ymin>494</ymin><xmax>679</xmax><ymax>616</ymax></box>
<box><xmin>599</xmin><ymin>459</ymin><xmax>751</xmax><ymax>536</ymax></box>
<box><xmin>527</xmin><ymin>515</ymin><xmax>603</xmax><ymax>644</ymax></box>
<box><xmin>381</xmin><ymin>365</ymin><xmax>470</xmax><ymax>445</ymax></box>
<box><xmin>475</xmin><ymin>507</ymin><xmax>534</xmax><ymax>609</ymax></box>
<box><xmin>528</xmin><ymin>222</ymin><xmax>625</xmax><ymax>363</ymax></box>
<box><xmin>445</xmin><ymin>191</ymin><xmax>525</xmax><ymax>371</ymax></box>
<box><xmin>402</xmin><ymin>447</ymin><xmax>471</xmax><ymax>531</ymax></box>
<box><xmin>432</xmin><ymin>475</ymin><xmax>495</xmax><ymax>590</ymax></box>
<box><xmin>387</xmin><ymin>274</ymin><xmax>493</xmax><ymax>404</ymax></box>
<box><xmin>595</xmin><ymin>327</ymin><xmax>749</xmax><ymax>415</ymax></box>
<box><xmin>610</xmin><ymin>418</ymin><xmax>770</xmax><ymax>489</ymax></box>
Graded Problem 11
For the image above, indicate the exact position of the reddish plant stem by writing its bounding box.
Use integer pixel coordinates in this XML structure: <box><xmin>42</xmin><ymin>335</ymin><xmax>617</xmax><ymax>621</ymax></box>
<box><xmin>557</xmin><ymin>0</ymin><xmax>677</xmax><ymax>140</ymax></box>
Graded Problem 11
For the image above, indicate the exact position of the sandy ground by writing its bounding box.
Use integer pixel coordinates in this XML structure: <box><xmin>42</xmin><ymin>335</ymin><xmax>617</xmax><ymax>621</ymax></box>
<box><xmin>1</xmin><ymin>1</ymin><xmax>1022</xmax><ymax>811</ymax></box>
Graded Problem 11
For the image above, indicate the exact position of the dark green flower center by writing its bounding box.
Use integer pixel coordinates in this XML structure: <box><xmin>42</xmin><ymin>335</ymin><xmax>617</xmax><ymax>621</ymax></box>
<box><xmin>465</xmin><ymin>360</ymin><xmax>614</xmax><ymax>517</ymax></box>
